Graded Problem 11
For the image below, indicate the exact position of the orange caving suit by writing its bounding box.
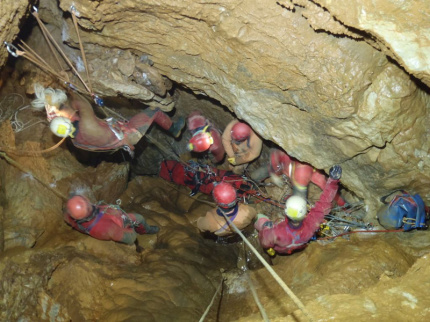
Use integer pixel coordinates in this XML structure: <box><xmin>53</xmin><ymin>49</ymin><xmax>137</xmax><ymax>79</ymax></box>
<box><xmin>222</xmin><ymin>120</ymin><xmax>263</xmax><ymax>174</ymax></box>
<box><xmin>197</xmin><ymin>204</ymin><xmax>257</xmax><ymax>236</ymax></box>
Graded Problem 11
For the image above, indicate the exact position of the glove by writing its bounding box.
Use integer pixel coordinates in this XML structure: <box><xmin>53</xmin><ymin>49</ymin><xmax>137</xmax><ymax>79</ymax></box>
<box><xmin>329</xmin><ymin>165</ymin><xmax>342</xmax><ymax>180</ymax></box>
<box><xmin>255</xmin><ymin>214</ymin><xmax>272</xmax><ymax>231</ymax></box>
<box><xmin>228</xmin><ymin>157</ymin><xmax>236</xmax><ymax>165</ymax></box>
<box><xmin>270</xmin><ymin>173</ymin><xmax>284</xmax><ymax>188</ymax></box>
<box><xmin>257</xmin><ymin>213</ymin><xmax>269</xmax><ymax>221</ymax></box>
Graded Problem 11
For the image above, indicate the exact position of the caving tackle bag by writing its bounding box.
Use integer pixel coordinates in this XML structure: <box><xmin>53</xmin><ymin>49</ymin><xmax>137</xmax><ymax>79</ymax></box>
<box><xmin>377</xmin><ymin>190</ymin><xmax>427</xmax><ymax>231</ymax></box>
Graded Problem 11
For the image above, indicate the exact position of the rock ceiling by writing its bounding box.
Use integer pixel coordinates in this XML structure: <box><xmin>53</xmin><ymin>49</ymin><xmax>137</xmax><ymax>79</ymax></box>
<box><xmin>0</xmin><ymin>0</ymin><xmax>429</xmax><ymax>215</ymax></box>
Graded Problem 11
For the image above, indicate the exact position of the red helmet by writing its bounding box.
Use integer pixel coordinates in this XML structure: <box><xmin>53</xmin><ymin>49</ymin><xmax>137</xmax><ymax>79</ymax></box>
<box><xmin>66</xmin><ymin>195</ymin><xmax>92</xmax><ymax>220</ymax></box>
<box><xmin>212</xmin><ymin>182</ymin><xmax>237</xmax><ymax>208</ymax></box>
<box><xmin>231</xmin><ymin>122</ymin><xmax>251</xmax><ymax>142</ymax></box>
<box><xmin>188</xmin><ymin>130</ymin><xmax>214</xmax><ymax>152</ymax></box>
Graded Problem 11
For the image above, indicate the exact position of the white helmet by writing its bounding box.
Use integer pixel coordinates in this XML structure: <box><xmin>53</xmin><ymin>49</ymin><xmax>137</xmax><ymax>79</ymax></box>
<box><xmin>285</xmin><ymin>196</ymin><xmax>307</xmax><ymax>221</ymax></box>
<box><xmin>49</xmin><ymin>117</ymin><xmax>75</xmax><ymax>138</ymax></box>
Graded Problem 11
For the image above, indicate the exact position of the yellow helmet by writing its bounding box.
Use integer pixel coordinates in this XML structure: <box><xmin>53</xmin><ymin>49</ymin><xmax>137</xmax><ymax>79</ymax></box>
<box><xmin>49</xmin><ymin>116</ymin><xmax>75</xmax><ymax>138</ymax></box>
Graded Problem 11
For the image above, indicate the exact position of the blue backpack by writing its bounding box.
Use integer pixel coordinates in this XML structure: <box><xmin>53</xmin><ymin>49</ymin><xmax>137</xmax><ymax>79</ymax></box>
<box><xmin>377</xmin><ymin>191</ymin><xmax>427</xmax><ymax>231</ymax></box>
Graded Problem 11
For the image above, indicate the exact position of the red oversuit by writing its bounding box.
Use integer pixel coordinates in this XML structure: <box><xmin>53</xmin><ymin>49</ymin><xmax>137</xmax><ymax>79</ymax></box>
<box><xmin>252</xmin><ymin>149</ymin><xmax>345</xmax><ymax>206</ymax></box>
<box><xmin>187</xmin><ymin>111</ymin><xmax>225</xmax><ymax>163</ymax></box>
<box><xmin>255</xmin><ymin>177</ymin><xmax>339</xmax><ymax>254</ymax></box>
<box><xmin>65</xmin><ymin>92</ymin><xmax>174</xmax><ymax>153</ymax></box>
<box><xmin>64</xmin><ymin>204</ymin><xmax>152</xmax><ymax>244</ymax></box>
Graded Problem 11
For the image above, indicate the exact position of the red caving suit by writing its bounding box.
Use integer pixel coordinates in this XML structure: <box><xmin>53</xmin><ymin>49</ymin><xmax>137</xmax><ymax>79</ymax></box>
<box><xmin>64</xmin><ymin>204</ymin><xmax>148</xmax><ymax>244</ymax></box>
<box><xmin>68</xmin><ymin>93</ymin><xmax>173</xmax><ymax>152</ymax></box>
<box><xmin>255</xmin><ymin>177</ymin><xmax>339</xmax><ymax>254</ymax></box>
<box><xmin>187</xmin><ymin>111</ymin><xmax>225</xmax><ymax>163</ymax></box>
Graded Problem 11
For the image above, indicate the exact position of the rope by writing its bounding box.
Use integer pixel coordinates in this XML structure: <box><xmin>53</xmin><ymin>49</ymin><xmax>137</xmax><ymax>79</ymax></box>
<box><xmin>219</xmin><ymin>212</ymin><xmax>314</xmax><ymax>321</ymax></box>
<box><xmin>0</xmin><ymin>152</ymin><xmax>68</xmax><ymax>201</ymax></box>
<box><xmin>32</xmin><ymin>10</ymin><xmax>92</xmax><ymax>95</ymax></box>
<box><xmin>70</xmin><ymin>6</ymin><xmax>93</xmax><ymax>94</ymax></box>
<box><xmin>0</xmin><ymin>94</ymin><xmax>44</xmax><ymax>133</ymax></box>
<box><xmin>318</xmin><ymin>228</ymin><xmax>404</xmax><ymax>240</ymax></box>
<box><xmin>16</xmin><ymin>40</ymin><xmax>88</xmax><ymax>95</ymax></box>
<box><xmin>1</xmin><ymin>137</ymin><xmax>66</xmax><ymax>157</ymax></box>
<box><xmin>199</xmin><ymin>277</ymin><xmax>224</xmax><ymax>322</ymax></box>
<box><xmin>162</xmin><ymin>181</ymin><xmax>216</xmax><ymax>207</ymax></box>
<box><xmin>246</xmin><ymin>272</ymin><xmax>270</xmax><ymax>322</ymax></box>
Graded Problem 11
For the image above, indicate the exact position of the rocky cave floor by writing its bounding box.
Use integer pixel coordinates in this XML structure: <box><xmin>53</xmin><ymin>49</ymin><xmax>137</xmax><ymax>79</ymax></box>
<box><xmin>1</xmin><ymin>82</ymin><xmax>430</xmax><ymax>322</ymax></box>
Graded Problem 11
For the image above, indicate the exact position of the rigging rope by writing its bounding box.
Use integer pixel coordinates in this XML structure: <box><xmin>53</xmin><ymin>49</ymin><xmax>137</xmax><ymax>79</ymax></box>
<box><xmin>219</xmin><ymin>212</ymin><xmax>314</xmax><ymax>321</ymax></box>
<box><xmin>246</xmin><ymin>272</ymin><xmax>270</xmax><ymax>322</ymax></box>
<box><xmin>0</xmin><ymin>152</ymin><xmax>68</xmax><ymax>201</ymax></box>
<box><xmin>198</xmin><ymin>277</ymin><xmax>224</xmax><ymax>322</ymax></box>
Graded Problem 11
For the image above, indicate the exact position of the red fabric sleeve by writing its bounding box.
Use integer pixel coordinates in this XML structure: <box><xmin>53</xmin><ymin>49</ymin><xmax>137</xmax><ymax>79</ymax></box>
<box><xmin>209</xmin><ymin>129</ymin><xmax>225</xmax><ymax>163</ymax></box>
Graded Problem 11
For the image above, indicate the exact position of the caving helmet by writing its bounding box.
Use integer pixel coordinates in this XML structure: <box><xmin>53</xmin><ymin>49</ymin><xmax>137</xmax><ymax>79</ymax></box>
<box><xmin>231</xmin><ymin>122</ymin><xmax>251</xmax><ymax>143</ymax></box>
<box><xmin>187</xmin><ymin>126</ymin><xmax>214</xmax><ymax>152</ymax></box>
<box><xmin>66</xmin><ymin>195</ymin><xmax>92</xmax><ymax>220</ymax></box>
<box><xmin>284</xmin><ymin>195</ymin><xmax>307</xmax><ymax>221</ymax></box>
<box><xmin>212</xmin><ymin>182</ymin><xmax>238</xmax><ymax>209</ymax></box>
<box><xmin>49</xmin><ymin>116</ymin><xmax>75</xmax><ymax>138</ymax></box>
<box><xmin>187</xmin><ymin>111</ymin><xmax>207</xmax><ymax>132</ymax></box>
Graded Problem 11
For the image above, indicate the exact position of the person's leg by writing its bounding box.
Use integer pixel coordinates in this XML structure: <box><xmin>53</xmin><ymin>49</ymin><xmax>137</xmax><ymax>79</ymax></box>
<box><xmin>291</xmin><ymin>162</ymin><xmax>313</xmax><ymax>199</ymax></box>
<box><xmin>250</xmin><ymin>164</ymin><xmax>270</xmax><ymax>182</ymax></box>
<box><xmin>128</xmin><ymin>108</ymin><xmax>184</xmax><ymax>137</ymax></box>
<box><xmin>132</xmin><ymin>213</ymin><xmax>160</xmax><ymax>234</ymax></box>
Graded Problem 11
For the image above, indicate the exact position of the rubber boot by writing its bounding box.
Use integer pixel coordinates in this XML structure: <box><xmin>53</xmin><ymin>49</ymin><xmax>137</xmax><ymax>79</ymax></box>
<box><xmin>146</xmin><ymin>225</ymin><xmax>160</xmax><ymax>234</ymax></box>
<box><xmin>168</xmin><ymin>116</ymin><xmax>185</xmax><ymax>138</ymax></box>
<box><xmin>135</xmin><ymin>223</ymin><xmax>160</xmax><ymax>234</ymax></box>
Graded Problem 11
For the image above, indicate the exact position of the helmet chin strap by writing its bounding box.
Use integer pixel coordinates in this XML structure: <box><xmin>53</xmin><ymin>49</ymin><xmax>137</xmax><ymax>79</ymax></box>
<box><xmin>75</xmin><ymin>205</ymin><xmax>97</xmax><ymax>223</ymax></box>
<box><xmin>287</xmin><ymin>219</ymin><xmax>303</xmax><ymax>229</ymax></box>
<box><xmin>216</xmin><ymin>204</ymin><xmax>239</xmax><ymax>217</ymax></box>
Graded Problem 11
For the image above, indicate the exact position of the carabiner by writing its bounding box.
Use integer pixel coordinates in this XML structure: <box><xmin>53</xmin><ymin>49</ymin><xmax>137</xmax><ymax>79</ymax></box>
<box><xmin>4</xmin><ymin>42</ymin><xmax>19</xmax><ymax>58</ymax></box>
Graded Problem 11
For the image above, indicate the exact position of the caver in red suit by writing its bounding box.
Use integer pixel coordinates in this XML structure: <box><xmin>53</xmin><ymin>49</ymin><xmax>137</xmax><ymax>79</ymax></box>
<box><xmin>250</xmin><ymin>149</ymin><xmax>345</xmax><ymax>206</ymax></box>
<box><xmin>255</xmin><ymin>165</ymin><xmax>341</xmax><ymax>255</ymax></box>
<box><xmin>45</xmin><ymin>90</ymin><xmax>185</xmax><ymax>155</ymax></box>
<box><xmin>197</xmin><ymin>182</ymin><xmax>256</xmax><ymax>237</ymax></box>
<box><xmin>64</xmin><ymin>195</ymin><xmax>159</xmax><ymax>245</ymax></box>
<box><xmin>186</xmin><ymin>111</ymin><xmax>225</xmax><ymax>163</ymax></box>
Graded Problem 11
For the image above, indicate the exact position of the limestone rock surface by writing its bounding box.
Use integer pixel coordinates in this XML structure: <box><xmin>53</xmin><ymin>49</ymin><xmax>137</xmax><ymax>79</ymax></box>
<box><xmin>1</xmin><ymin>0</ymin><xmax>429</xmax><ymax>218</ymax></box>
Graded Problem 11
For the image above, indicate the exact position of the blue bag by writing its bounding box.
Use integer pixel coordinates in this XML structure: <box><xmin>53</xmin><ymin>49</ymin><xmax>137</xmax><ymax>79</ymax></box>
<box><xmin>377</xmin><ymin>191</ymin><xmax>427</xmax><ymax>231</ymax></box>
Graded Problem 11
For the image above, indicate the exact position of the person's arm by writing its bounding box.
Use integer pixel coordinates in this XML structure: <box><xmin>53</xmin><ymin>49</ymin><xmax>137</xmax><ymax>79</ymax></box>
<box><xmin>197</xmin><ymin>209</ymin><xmax>218</xmax><ymax>233</ymax></box>
<box><xmin>222</xmin><ymin>121</ymin><xmax>236</xmax><ymax>158</ymax></box>
<box><xmin>302</xmin><ymin>166</ymin><xmax>341</xmax><ymax>237</ymax></box>
<box><xmin>209</xmin><ymin>129</ymin><xmax>225</xmax><ymax>163</ymax></box>
<box><xmin>258</xmin><ymin>224</ymin><xmax>277</xmax><ymax>249</ymax></box>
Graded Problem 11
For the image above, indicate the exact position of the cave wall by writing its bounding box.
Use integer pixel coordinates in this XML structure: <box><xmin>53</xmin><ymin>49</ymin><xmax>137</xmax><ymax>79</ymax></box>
<box><xmin>0</xmin><ymin>0</ymin><xmax>429</xmax><ymax>216</ymax></box>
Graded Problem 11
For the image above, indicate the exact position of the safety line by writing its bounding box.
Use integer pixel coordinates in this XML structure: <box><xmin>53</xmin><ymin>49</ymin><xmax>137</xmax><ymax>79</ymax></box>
<box><xmin>219</xmin><ymin>213</ymin><xmax>314</xmax><ymax>321</ymax></box>
<box><xmin>71</xmin><ymin>6</ymin><xmax>93</xmax><ymax>94</ymax></box>
<box><xmin>0</xmin><ymin>152</ymin><xmax>68</xmax><ymax>201</ymax></box>
<box><xmin>32</xmin><ymin>9</ymin><xmax>92</xmax><ymax>95</ymax></box>
<box><xmin>246</xmin><ymin>272</ymin><xmax>270</xmax><ymax>322</ymax></box>
<box><xmin>318</xmin><ymin>228</ymin><xmax>404</xmax><ymax>240</ymax></box>
<box><xmin>199</xmin><ymin>277</ymin><xmax>224</xmax><ymax>322</ymax></box>
<box><xmin>162</xmin><ymin>181</ymin><xmax>216</xmax><ymax>207</ymax></box>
